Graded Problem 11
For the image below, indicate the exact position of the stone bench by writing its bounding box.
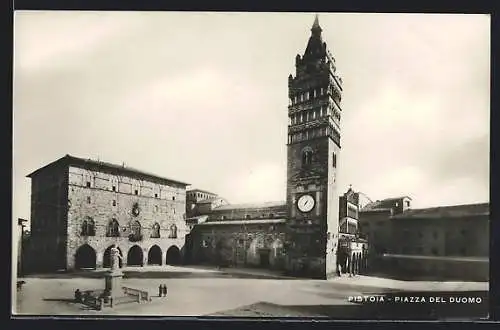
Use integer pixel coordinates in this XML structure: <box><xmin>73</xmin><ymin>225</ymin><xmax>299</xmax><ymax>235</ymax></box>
<box><xmin>122</xmin><ymin>286</ymin><xmax>152</xmax><ymax>303</ymax></box>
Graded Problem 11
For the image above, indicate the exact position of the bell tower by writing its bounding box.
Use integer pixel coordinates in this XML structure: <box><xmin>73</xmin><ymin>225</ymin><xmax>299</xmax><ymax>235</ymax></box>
<box><xmin>285</xmin><ymin>15</ymin><xmax>343</xmax><ymax>279</ymax></box>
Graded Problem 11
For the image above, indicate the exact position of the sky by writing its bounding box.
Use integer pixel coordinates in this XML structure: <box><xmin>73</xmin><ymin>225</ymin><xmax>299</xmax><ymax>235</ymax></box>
<box><xmin>13</xmin><ymin>12</ymin><xmax>490</xmax><ymax>229</ymax></box>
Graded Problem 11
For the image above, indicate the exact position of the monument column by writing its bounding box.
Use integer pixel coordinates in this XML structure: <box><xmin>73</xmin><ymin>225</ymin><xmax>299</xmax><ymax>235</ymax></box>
<box><xmin>105</xmin><ymin>245</ymin><xmax>124</xmax><ymax>300</ymax></box>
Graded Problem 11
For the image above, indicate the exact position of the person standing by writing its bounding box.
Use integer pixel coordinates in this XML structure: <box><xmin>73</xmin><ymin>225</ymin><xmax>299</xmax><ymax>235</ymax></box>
<box><xmin>351</xmin><ymin>253</ymin><xmax>357</xmax><ymax>277</ymax></box>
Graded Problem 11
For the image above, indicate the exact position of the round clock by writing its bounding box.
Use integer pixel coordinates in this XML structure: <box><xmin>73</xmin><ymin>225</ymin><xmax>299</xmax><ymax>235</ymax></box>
<box><xmin>297</xmin><ymin>194</ymin><xmax>315</xmax><ymax>213</ymax></box>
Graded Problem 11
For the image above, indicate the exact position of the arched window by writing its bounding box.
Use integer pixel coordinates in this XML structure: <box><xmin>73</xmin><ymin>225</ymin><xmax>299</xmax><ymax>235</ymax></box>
<box><xmin>106</xmin><ymin>219</ymin><xmax>120</xmax><ymax>237</ymax></box>
<box><xmin>151</xmin><ymin>222</ymin><xmax>160</xmax><ymax>238</ymax></box>
<box><xmin>129</xmin><ymin>220</ymin><xmax>142</xmax><ymax>242</ymax></box>
<box><xmin>131</xmin><ymin>220</ymin><xmax>141</xmax><ymax>236</ymax></box>
<box><xmin>169</xmin><ymin>224</ymin><xmax>178</xmax><ymax>239</ymax></box>
<box><xmin>302</xmin><ymin>148</ymin><xmax>313</xmax><ymax>167</ymax></box>
<box><xmin>81</xmin><ymin>217</ymin><xmax>95</xmax><ymax>236</ymax></box>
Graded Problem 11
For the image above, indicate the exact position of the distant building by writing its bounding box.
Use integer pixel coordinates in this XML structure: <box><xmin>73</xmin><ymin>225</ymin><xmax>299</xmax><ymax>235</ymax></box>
<box><xmin>337</xmin><ymin>187</ymin><xmax>368</xmax><ymax>274</ymax></box>
<box><xmin>186</xmin><ymin>189</ymin><xmax>229</xmax><ymax>220</ymax></box>
<box><xmin>187</xmin><ymin>201</ymin><xmax>287</xmax><ymax>269</ymax></box>
<box><xmin>358</xmin><ymin>196</ymin><xmax>412</xmax><ymax>255</ymax></box>
<box><xmin>23</xmin><ymin>154</ymin><xmax>190</xmax><ymax>273</ymax></box>
<box><xmin>386</xmin><ymin>203</ymin><xmax>489</xmax><ymax>281</ymax></box>
<box><xmin>359</xmin><ymin>196</ymin><xmax>489</xmax><ymax>281</ymax></box>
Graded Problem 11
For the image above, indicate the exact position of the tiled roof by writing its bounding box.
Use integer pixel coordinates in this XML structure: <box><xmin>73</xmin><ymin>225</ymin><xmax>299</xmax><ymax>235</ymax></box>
<box><xmin>360</xmin><ymin>196</ymin><xmax>411</xmax><ymax>212</ymax></box>
<box><xmin>187</xmin><ymin>188</ymin><xmax>218</xmax><ymax>196</ymax></box>
<box><xmin>382</xmin><ymin>196</ymin><xmax>412</xmax><ymax>201</ymax></box>
<box><xmin>213</xmin><ymin>201</ymin><xmax>286</xmax><ymax>211</ymax></box>
<box><xmin>186</xmin><ymin>215</ymin><xmax>209</xmax><ymax>223</ymax></box>
<box><xmin>391</xmin><ymin>203</ymin><xmax>489</xmax><ymax>219</ymax></box>
<box><xmin>196</xmin><ymin>197</ymin><xmax>221</xmax><ymax>204</ymax></box>
<box><xmin>360</xmin><ymin>205</ymin><xmax>393</xmax><ymax>213</ymax></box>
<box><xmin>26</xmin><ymin>154</ymin><xmax>190</xmax><ymax>186</ymax></box>
<box><xmin>198</xmin><ymin>219</ymin><xmax>286</xmax><ymax>226</ymax></box>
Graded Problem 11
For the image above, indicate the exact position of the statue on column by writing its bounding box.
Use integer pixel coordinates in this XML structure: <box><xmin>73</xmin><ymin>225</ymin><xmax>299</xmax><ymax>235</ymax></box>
<box><xmin>110</xmin><ymin>244</ymin><xmax>122</xmax><ymax>271</ymax></box>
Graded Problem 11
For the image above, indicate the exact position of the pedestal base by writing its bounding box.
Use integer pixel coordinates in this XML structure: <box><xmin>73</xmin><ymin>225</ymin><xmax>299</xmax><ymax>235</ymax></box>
<box><xmin>104</xmin><ymin>269</ymin><xmax>124</xmax><ymax>299</ymax></box>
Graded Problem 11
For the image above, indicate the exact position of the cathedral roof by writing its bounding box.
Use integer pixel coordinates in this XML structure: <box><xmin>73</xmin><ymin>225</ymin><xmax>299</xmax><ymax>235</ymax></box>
<box><xmin>213</xmin><ymin>201</ymin><xmax>286</xmax><ymax>211</ymax></box>
<box><xmin>199</xmin><ymin>219</ymin><xmax>286</xmax><ymax>226</ymax></box>
<box><xmin>391</xmin><ymin>203</ymin><xmax>489</xmax><ymax>219</ymax></box>
<box><xmin>196</xmin><ymin>197</ymin><xmax>224</xmax><ymax>204</ymax></box>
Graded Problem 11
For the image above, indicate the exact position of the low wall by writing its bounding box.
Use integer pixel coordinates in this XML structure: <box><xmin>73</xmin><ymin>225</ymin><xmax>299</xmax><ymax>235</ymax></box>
<box><xmin>370</xmin><ymin>255</ymin><xmax>489</xmax><ymax>282</ymax></box>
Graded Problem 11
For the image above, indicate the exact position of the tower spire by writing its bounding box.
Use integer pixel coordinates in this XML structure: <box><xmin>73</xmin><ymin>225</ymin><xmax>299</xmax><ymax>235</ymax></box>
<box><xmin>311</xmin><ymin>14</ymin><xmax>322</xmax><ymax>35</ymax></box>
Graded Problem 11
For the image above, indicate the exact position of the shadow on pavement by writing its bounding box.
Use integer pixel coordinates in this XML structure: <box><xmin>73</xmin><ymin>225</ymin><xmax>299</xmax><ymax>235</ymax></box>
<box><xmin>42</xmin><ymin>298</ymin><xmax>76</xmax><ymax>303</ymax></box>
<box><xmin>211</xmin><ymin>291</ymin><xmax>489</xmax><ymax>320</ymax></box>
<box><xmin>22</xmin><ymin>270</ymin><xmax>291</xmax><ymax>280</ymax></box>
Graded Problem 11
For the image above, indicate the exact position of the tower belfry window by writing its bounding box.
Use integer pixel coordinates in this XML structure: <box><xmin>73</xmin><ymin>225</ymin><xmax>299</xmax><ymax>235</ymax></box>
<box><xmin>302</xmin><ymin>149</ymin><xmax>313</xmax><ymax>167</ymax></box>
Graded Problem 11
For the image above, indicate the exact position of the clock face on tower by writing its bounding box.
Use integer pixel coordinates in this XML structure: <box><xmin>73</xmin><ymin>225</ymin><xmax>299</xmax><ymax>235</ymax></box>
<box><xmin>297</xmin><ymin>194</ymin><xmax>315</xmax><ymax>213</ymax></box>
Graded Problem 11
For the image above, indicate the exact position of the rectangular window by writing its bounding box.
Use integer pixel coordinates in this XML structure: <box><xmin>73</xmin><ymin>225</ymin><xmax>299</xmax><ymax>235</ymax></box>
<box><xmin>112</xmin><ymin>185</ymin><xmax>116</xmax><ymax>192</ymax></box>
<box><xmin>313</xmin><ymin>89</ymin><xmax>317</xmax><ymax>98</ymax></box>
<box><xmin>305</xmin><ymin>91</ymin><xmax>309</xmax><ymax>101</ymax></box>
<box><xmin>86</xmin><ymin>181</ymin><xmax>91</xmax><ymax>188</ymax></box>
<box><xmin>112</xmin><ymin>200</ymin><xmax>116</xmax><ymax>206</ymax></box>
<box><xmin>134</xmin><ymin>190</ymin><xmax>138</xmax><ymax>195</ymax></box>
<box><xmin>87</xmin><ymin>196</ymin><xmax>91</xmax><ymax>204</ymax></box>
<box><xmin>172</xmin><ymin>196</ymin><xmax>176</xmax><ymax>201</ymax></box>
<box><xmin>155</xmin><ymin>193</ymin><xmax>158</xmax><ymax>198</ymax></box>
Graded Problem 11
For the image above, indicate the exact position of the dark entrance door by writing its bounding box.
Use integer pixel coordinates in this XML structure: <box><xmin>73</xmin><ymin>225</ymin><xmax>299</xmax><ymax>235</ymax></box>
<box><xmin>148</xmin><ymin>245</ymin><xmax>162</xmax><ymax>265</ymax></box>
<box><xmin>75</xmin><ymin>244</ymin><xmax>96</xmax><ymax>270</ymax></box>
<box><xmin>127</xmin><ymin>245</ymin><xmax>144</xmax><ymax>266</ymax></box>
<box><xmin>166</xmin><ymin>246</ymin><xmax>181</xmax><ymax>265</ymax></box>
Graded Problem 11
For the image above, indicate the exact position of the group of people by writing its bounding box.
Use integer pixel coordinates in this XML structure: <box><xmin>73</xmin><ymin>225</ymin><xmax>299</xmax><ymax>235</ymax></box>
<box><xmin>158</xmin><ymin>284</ymin><xmax>168</xmax><ymax>297</ymax></box>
